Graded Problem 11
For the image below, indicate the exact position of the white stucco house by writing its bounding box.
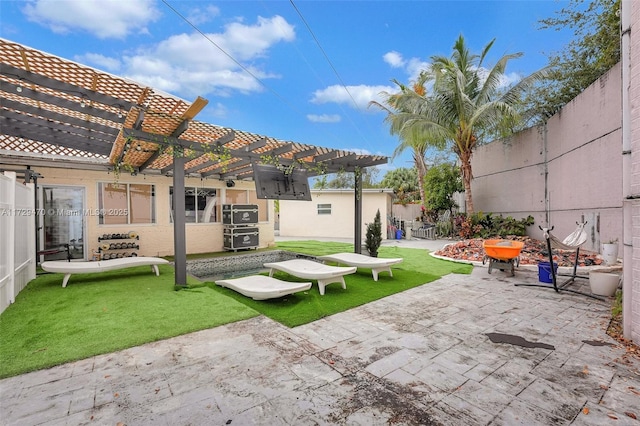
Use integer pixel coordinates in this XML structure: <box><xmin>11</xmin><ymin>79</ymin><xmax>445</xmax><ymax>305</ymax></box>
<box><xmin>278</xmin><ymin>189</ymin><xmax>394</xmax><ymax>239</ymax></box>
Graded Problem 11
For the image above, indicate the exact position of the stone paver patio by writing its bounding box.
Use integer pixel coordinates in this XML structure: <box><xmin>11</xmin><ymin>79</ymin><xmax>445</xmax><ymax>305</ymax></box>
<box><xmin>1</xmin><ymin>256</ymin><xmax>639</xmax><ymax>425</ymax></box>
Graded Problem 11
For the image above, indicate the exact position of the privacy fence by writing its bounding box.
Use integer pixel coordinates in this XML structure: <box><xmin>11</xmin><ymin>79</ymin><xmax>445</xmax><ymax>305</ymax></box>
<box><xmin>0</xmin><ymin>171</ymin><xmax>36</xmax><ymax>314</ymax></box>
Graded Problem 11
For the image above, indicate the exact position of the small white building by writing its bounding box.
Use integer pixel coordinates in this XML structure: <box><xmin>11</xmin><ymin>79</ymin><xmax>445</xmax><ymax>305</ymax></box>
<box><xmin>278</xmin><ymin>189</ymin><xmax>394</xmax><ymax>239</ymax></box>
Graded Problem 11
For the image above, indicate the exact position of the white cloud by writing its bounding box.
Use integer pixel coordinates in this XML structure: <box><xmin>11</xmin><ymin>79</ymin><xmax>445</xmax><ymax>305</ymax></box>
<box><xmin>405</xmin><ymin>57</ymin><xmax>430</xmax><ymax>82</ymax></box>
<box><xmin>22</xmin><ymin>2</ymin><xmax>296</xmax><ymax>97</ymax></box>
<box><xmin>498</xmin><ymin>71</ymin><xmax>522</xmax><ymax>88</ymax></box>
<box><xmin>82</xmin><ymin>15</ymin><xmax>295</xmax><ymax>97</ymax></box>
<box><xmin>307</xmin><ymin>114</ymin><xmax>341</xmax><ymax>123</ymax></box>
<box><xmin>476</xmin><ymin>67</ymin><xmax>522</xmax><ymax>89</ymax></box>
<box><xmin>22</xmin><ymin>0</ymin><xmax>161</xmax><ymax>39</ymax></box>
<box><xmin>208</xmin><ymin>102</ymin><xmax>228</xmax><ymax>119</ymax></box>
<box><xmin>187</xmin><ymin>5</ymin><xmax>220</xmax><ymax>26</ymax></box>
<box><xmin>385</xmin><ymin>50</ymin><xmax>522</xmax><ymax>90</ymax></box>
<box><xmin>311</xmin><ymin>84</ymin><xmax>397</xmax><ymax>110</ymax></box>
<box><xmin>223</xmin><ymin>15</ymin><xmax>295</xmax><ymax>60</ymax></box>
<box><xmin>74</xmin><ymin>53</ymin><xmax>121</xmax><ymax>72</ymax></box>
<box><xmin>383</xmin><ymin>50</ymin><xmax>429</xmax><ymax>82</ymax></box>
<box><xmin>383</xmin><ymin>51</ymin><xmax>405</xmax><ymax>68</ymax></box>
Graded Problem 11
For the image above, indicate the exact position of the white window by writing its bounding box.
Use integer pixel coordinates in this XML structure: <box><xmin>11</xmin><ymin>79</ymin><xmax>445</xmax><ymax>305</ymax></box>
<box><xmin>170</xmin><ymin>187</ymin><xmax>219</xmax><ymax>223</ymax></box>
<box><xmin>98</xmin><ymin>183</ymin><xmax>155</xmax><ymax>225</ymax></box>
<box><xmin>317</xmin><ymin>203</ymin><xmax>332</xmax><ymax>215</ymax></box>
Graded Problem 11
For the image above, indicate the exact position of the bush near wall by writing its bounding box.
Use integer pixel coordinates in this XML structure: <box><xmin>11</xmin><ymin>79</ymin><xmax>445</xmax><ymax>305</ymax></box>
<box><xmin>456</xmin><ymin>213</ymin><xmax>535</xmax><ymax>239</ymax></box>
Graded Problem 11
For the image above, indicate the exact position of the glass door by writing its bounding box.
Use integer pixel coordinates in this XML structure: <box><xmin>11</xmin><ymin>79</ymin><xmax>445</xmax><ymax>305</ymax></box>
<box><xmin>40</xmin><ymin>186</ymin><xmax>86</xmax><ymax>261</ymax></box>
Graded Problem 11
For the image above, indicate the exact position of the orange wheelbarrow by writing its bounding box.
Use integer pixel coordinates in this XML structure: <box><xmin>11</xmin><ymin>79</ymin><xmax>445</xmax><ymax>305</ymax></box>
<box><xmin>482</xmin><ymin>239</ymin><xmax>525</xmax><ymax>276</ymax></box>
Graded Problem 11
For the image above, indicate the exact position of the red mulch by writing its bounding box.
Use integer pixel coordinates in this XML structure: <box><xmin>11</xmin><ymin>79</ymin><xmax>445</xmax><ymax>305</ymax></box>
<box><xmin>434</xmin><ymin>236</ymin><xmax>604</xmax><ymax>267</ymax></box>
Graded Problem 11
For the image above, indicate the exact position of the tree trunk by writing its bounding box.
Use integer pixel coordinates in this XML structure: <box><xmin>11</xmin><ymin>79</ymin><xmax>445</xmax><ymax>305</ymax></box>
<box><xmin>459</xmin><ymin>149</ymin><xmax>474</xmax><ymax>215</ymax></box>
<box><xmin>414</xmin><ymin>152</ymin><xmax>428</xmax><ymax>207</ymax></box>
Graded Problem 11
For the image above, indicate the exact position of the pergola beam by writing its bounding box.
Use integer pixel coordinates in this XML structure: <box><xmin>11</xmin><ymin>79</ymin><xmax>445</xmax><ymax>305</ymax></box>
<box><xmin>0</xmin><ymin>80</ymin><xmax>124</xmax><ymax>123</ymax></box>
<box><xmin>1</xmin><ymin>63</ymin><xmax>137</xmax><ymax>111</ymax></box>
<box><xmin>2</xmin><ymin>98</ymin><xmax>120</xmax><ymax>137</ymax></box>
<box><xmin>2</xmin><ymin>110</ymin><xmax>116</xmax><ymax>144</ymax></box>
<box><xmin>294</xmin><ymin>148</ymin><xmax>317</xmax><ymax>160</ymax></box>
<box><xmin>314</xmin><ymin>151</ymin><xmax>339</xmax><ymax>162</ymax></box>
<box><xmin>133</xmin><ymin>128</ymin><xmax>236</xmax><ymax>173</ymax></box>
<box><xmin>243</xmin><ymin>137</ymin><xmax>268</xmax><ymax>152</ymax></box>
<box><xmin>0</xmin><ymin>116</ymin><xmax>112</xmax><ymax>155</ymax></box>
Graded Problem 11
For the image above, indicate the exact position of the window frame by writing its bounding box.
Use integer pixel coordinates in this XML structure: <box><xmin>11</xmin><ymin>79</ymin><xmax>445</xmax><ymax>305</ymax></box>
<box><xmin>317</xmin><ymin>203</ymin><xmax>332</xmax><ymax>215</ymax></box>
<box><xmin>98</xmin><ymin>182</ymin><xmax>156</xmax><ymax>225</ymax></box>
<box><xmin>170</xmin><ymin>186</ymin><xmax>219</xmax><ymax>224</ymax></box>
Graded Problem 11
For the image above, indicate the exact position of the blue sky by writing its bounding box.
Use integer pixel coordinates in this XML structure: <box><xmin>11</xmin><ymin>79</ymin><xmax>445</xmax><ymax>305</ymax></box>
<box><xmin>1</xmin><ymin>0</ymin><xmax>573</xmax><ymax>174</ymax></box>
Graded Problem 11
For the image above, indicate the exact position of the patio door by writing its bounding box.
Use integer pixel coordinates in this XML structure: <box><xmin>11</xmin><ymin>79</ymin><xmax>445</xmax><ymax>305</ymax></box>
<box><xmin>40</xmin><ymin>186</ymin><xmax>86</xmax><ymax>261</ymax></box>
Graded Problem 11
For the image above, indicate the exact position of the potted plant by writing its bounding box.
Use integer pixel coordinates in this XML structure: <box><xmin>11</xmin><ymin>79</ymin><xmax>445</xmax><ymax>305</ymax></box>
<box><xmin>365</xmin><ymin>209</ymin><xmax>383</xmax><ymax>257</ymax></box>
<box><xmin>602</xmin><ymin>238</ymin><xmax>619</xmax><ymax>265</ymax></box>
<box><xmin>589</xmin><ymin>266</ymin><xmax>622</xmax><ymax>297</ymax></box>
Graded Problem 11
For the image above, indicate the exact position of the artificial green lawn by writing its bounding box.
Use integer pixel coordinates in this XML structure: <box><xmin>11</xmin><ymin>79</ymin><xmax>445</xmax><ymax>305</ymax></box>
<box><xmin>0</xmin><ymin>241</ymin><xmax>471</xmax><ymax>378</ymax></box>
<box><xmin>208</xmin><ymin>241</ymin><xmax>472</xmax><ymax>328</ymax></box>
<box><xmin>0</xmin><ymin>265</ymin><xmax>258</xmax><ymax>379</ymax></box>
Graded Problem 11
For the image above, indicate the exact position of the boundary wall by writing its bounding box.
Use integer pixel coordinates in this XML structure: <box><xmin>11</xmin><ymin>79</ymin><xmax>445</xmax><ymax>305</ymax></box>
<box><xmin>471</xmin><ymin>62</ymin><xmax>622</xmax><ymax>254</ymax></box>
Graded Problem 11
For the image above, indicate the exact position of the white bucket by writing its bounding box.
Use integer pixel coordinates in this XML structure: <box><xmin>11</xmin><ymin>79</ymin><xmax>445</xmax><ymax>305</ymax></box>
<box><xmin>589</xmin><ymin>271</ymin><xmax>621</xmax><ymax>297</ymax></box>
<box><xmin>601</xmin><ymin>243</ymin><xmax>618</xmax><ymax>266</ymax></box>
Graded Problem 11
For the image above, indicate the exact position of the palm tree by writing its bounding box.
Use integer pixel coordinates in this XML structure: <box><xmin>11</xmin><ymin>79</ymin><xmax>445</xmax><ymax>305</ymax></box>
<box><xmin>370</xmin><ymin>73</ymin><xmax>443</xmax><ymax>207</ymax></box>
<box><xmin>376</xmin><ymin>35</ymin><xmax>548</xmax><ymax>215</ymax></box>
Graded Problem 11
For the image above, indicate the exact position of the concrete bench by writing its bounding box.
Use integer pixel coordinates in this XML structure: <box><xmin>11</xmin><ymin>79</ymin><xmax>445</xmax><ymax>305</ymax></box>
<box><xmin>41</xmin><ymin>257</ymin><xmax>170</xmax><ymax>287</ymax></box>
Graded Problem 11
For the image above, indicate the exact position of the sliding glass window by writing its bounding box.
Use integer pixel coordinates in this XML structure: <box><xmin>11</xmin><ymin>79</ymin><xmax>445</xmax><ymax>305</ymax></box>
<box><xmin>170</xmin><ymin>187</ymin><xmax>219</xmax><ymax>223</ymax></box>
<box><xmin>98</xmin><ymin>183</ymin><xmax>156</xmax><ymax>225</ymax></box>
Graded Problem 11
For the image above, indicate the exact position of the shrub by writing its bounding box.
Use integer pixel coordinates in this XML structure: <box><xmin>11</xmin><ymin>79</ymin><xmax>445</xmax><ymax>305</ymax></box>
<box><xmin>365</xmin><ymin>209</ymin><xmax>383</xmax><ymax>257</ymax></box>
<box><xmin>457</xmin><ymin>212</ymin><xmax>534</xmax><ymax>239</ymax></box>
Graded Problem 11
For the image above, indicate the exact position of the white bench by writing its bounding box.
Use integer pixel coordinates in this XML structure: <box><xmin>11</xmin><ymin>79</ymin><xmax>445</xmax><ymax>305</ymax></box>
<box><xmin>317</xmin><ymin>252</ymin><xmax>403</xmax><ymax>281</ymax></box>
<box><xmin>41</xmin><ymin>257</ymin><xmax>170</xmax><ymax>287</ymax></box>
<box><xmin>215</xmin><ymin>275</ymin><xmax>313</xmax><ymax>300</ymax></box>
<box><xmin>263</xmin><ymin>259</ymin><xmax>356</xmax><ymax>295</ymax></box>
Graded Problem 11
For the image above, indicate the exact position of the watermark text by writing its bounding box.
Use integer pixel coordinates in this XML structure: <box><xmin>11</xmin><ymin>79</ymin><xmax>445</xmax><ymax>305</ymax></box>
<box><xmin>0</xmin><ymin>208</ymin><xmax>128</xmax><ymax>216</ymax></box>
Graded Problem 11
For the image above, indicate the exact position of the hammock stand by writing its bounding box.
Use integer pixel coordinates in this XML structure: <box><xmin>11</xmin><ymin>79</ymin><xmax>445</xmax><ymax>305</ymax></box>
<box><xmin>515</xmin><ymin>223</ymin><xmax>604</xmax><ymax>300</ymax></box>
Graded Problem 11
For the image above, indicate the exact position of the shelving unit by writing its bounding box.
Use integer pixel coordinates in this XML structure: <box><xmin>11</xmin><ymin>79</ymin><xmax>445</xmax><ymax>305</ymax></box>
<box><xmin>94</xmin><ymin>232</ymin><xmax>140</xmax><ymax>260</ymax></box>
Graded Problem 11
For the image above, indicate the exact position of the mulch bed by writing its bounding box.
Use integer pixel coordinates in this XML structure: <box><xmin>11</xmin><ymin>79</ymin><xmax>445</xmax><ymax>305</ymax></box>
<box><xmin>434</xmin><ymin>236</ymin><xmax>604</xmax><ymax>267</ymax></box>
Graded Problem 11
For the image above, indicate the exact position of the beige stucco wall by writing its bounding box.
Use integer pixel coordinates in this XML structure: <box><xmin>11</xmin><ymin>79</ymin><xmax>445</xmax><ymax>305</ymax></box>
<box><xmin>471</xmin><ymin>63</ymin><xmax>623</xmax><ymax>254</ymax></box>
<box><xmin>0</xmin><ymin>164</ymin><xmax>274</xmax><ymax>258</ymax></box>
<box><xmin>278</xmin><ymin>189</ymin><xmax>393</xmax><ymax>239</ymax></box>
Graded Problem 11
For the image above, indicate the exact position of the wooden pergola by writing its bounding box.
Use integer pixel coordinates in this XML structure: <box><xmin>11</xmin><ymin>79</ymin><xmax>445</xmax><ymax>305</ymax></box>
<box><xmin>0</xmin><ymin>38</ymin><xmax>388</xmax><ymax>286</ymax></box>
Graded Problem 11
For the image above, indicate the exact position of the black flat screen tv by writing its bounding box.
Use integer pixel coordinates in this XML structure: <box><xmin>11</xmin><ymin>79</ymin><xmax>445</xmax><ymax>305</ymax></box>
<box><xmin>252</xmin><ymin>163</ymin><xmax>312</xmax><ymax>201</ymax></box>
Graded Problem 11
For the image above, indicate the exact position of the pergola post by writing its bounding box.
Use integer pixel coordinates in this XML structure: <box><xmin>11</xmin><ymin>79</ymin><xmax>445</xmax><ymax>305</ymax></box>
<box><xmin>354</xmin><ymin>168</ymin><xmax>363</xmax><ymax>254</ymax></box>
<box><xmin>172</xmin><ymin>155</ymin><xmax>187</xmax><ymax>287</ymax></box>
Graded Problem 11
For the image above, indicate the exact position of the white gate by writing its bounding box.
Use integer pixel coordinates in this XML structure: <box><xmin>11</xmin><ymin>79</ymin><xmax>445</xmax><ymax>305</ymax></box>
<box><xmin>0</xmin><ymin>172</ymin><xmax>36</xmax><ymax>314</ymax></box>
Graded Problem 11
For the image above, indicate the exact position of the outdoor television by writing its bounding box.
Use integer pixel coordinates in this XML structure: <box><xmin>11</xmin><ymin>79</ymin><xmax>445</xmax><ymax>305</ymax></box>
<box><xmin>252</xmin><ymin>163</ymin><xmax>312</xmax><ymax>201</ymax></box>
